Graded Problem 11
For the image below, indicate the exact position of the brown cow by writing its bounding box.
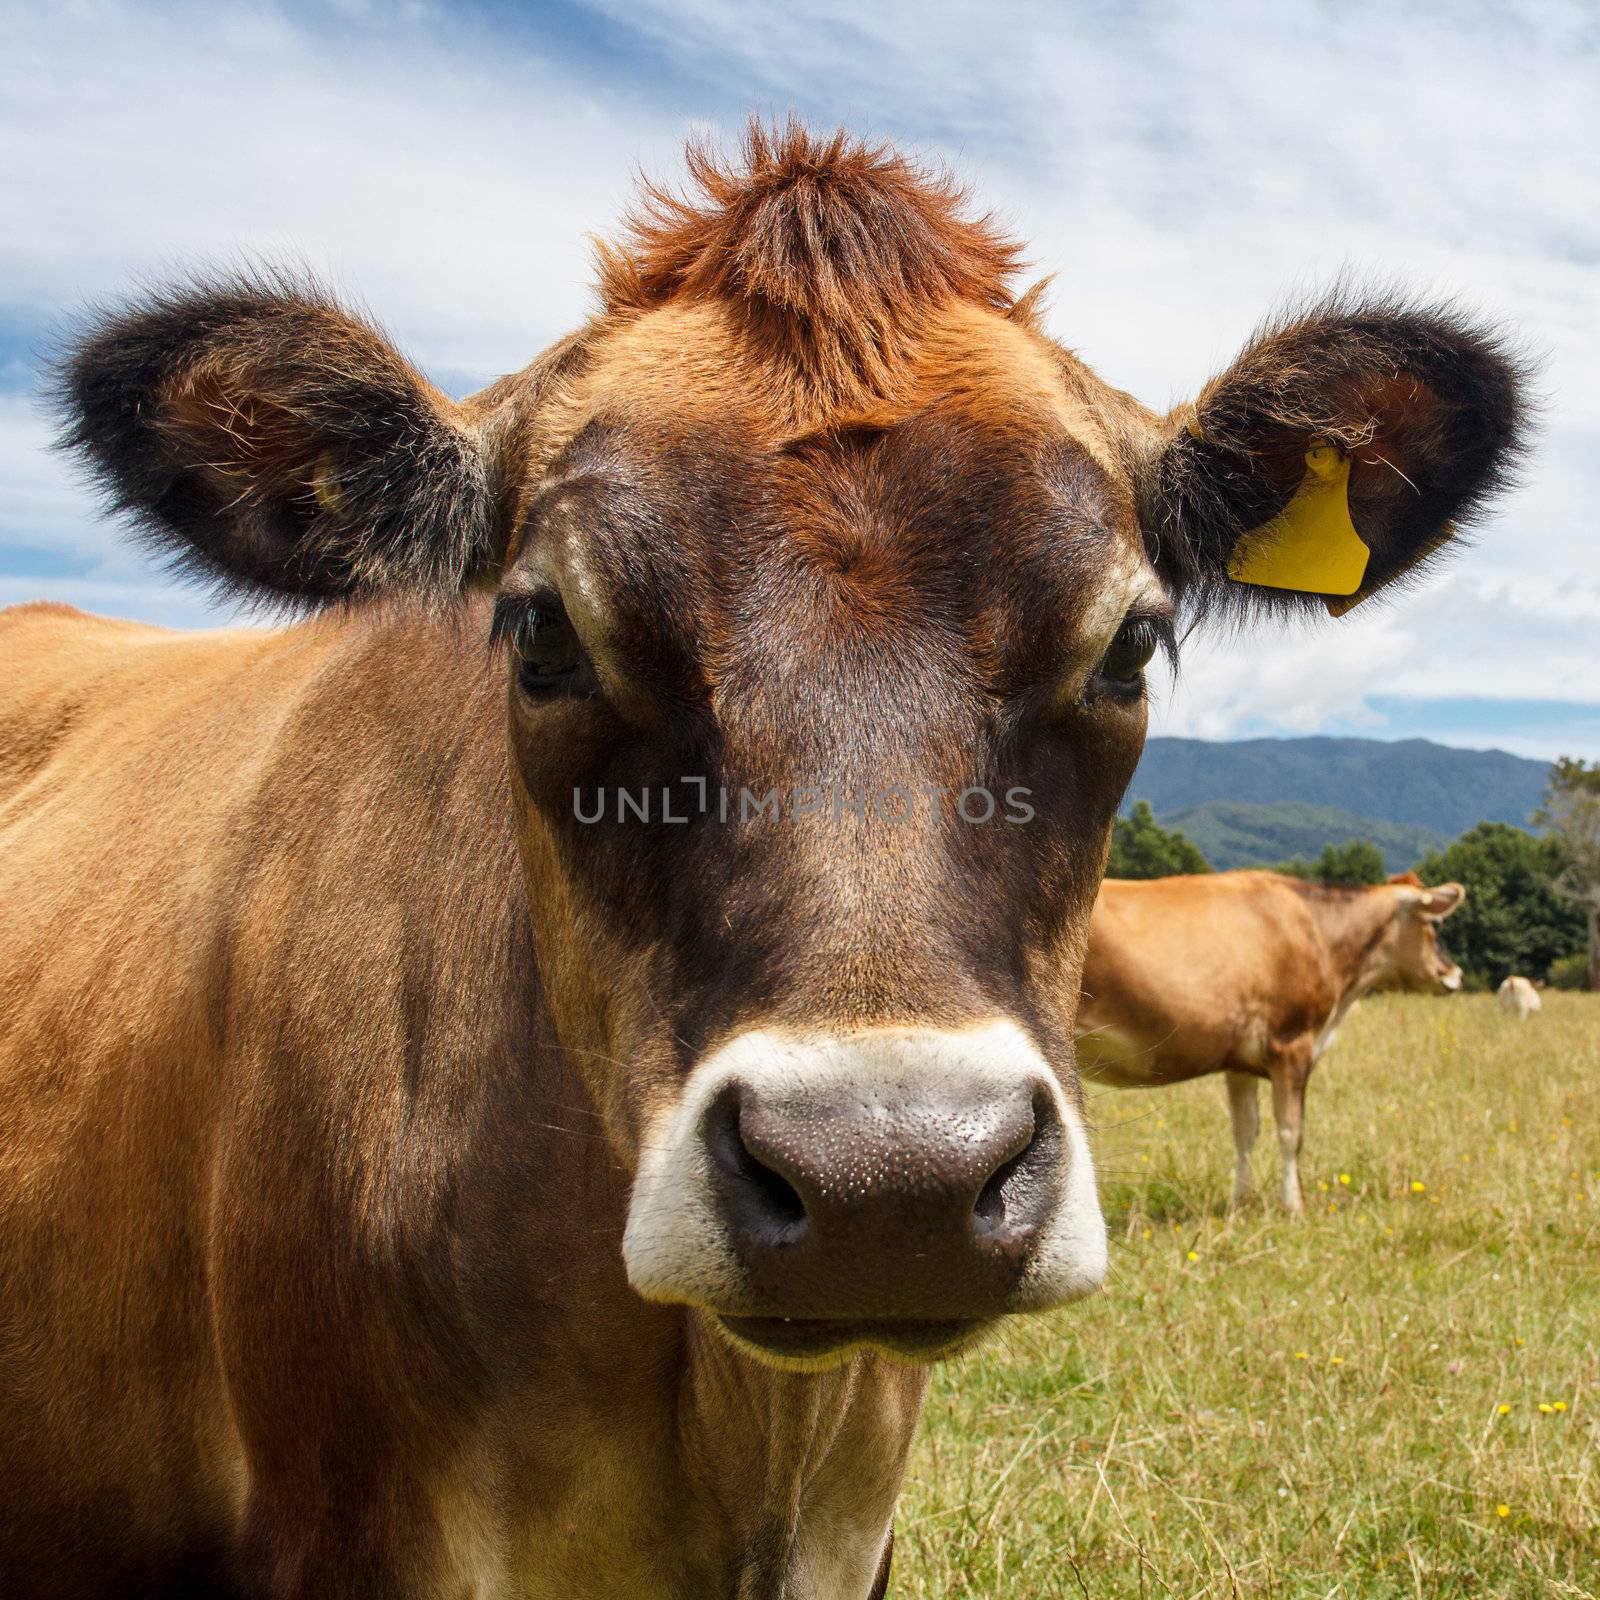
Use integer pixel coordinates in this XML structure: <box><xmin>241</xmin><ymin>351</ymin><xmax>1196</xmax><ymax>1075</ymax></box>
<box><xmin>1077</xmin><ymin>871</ymin><xmax>1466</xmax><ymax>1211</ymax></box>
<box><xmin>0</xmin><ymin>124</ymin><xmax>1523</xmax><ymax>1597</ymax></box>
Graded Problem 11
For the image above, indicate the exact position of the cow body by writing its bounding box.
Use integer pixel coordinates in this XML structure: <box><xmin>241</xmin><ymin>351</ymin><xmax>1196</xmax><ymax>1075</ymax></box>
<box><xmin>0</xmin><ymin>123</ymin><xmax>1524</xmax><ymax>1595</ymax></box>
<box><xmin>1076</xmin><ymin>872</ymin><xmax>1464</xmax><ymax>1209</ymax></box>
<box><xmin>1498</xmin><ymin>975</ymin><xmax>1542</xmax><ymax>1018</ymax></box>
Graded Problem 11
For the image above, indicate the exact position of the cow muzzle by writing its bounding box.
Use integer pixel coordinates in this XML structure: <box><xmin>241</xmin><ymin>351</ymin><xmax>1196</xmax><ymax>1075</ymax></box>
<box><xmin>621</xmin><ymin>1022</ymin><xmax>1106</xmax><ymax>1366</ymax></box>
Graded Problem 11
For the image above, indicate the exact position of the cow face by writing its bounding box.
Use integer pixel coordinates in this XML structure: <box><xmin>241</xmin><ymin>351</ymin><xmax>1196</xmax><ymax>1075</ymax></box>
<box><xmin>497</xmin><ymin>309</ymin><xmax>1153</xmax><ymax>1358</ymax></box>
<box><xmin>1382</xmin><ymin>880</ymin><xmax>1468</xmax><ymax>992</ymax></box>
<box><xmin>59</xmin><ymin>126</ymin><xmax>1524</xmax><ymax>1366</ymax></box>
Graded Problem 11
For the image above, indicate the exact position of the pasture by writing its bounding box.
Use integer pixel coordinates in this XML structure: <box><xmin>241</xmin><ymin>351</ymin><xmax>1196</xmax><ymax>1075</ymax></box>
<box><xmin>898</xmin><ymin>992</ymin><xmax>1600</xmax><ymax>1599</ymax></box>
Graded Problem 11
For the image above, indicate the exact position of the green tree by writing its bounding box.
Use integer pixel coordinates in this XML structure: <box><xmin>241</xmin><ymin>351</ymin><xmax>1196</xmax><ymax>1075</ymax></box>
<box><xmin>1107</xmin><ymin>801</ymin><xmax>1211</xmax><ymax>879</ymax></box>
<box><xmin>1415</xmin><ymin>822</ymin><xmax>1587</xmax><ymax>988</ymax></box>
<box><xmin>1274</xmin><ymin>839</ymin><xmax>1387</xmax><ymax>886</ymax></box>
<box><xmin>1533</xmin><ymin>756</ymin><xmax>1600</xmax><ymax>990</ymax></box>
<box><xmin>1276</xmin><ymin>856</ymin><xmax>1316</xmax><ymax>879</ymax></box>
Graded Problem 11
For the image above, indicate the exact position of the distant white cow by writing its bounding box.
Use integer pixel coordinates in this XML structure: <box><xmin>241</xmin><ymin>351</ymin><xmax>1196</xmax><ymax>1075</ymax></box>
<box><xmin>1498</xmin><ymin>975</ymin><xmax>1542</xmax><ymax>1019</ymax></box>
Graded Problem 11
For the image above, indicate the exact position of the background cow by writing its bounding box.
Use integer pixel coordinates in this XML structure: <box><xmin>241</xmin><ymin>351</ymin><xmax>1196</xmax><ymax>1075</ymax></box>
<box><xmin>1499</xmin><ymin>975</ymin><xmax>1543</xmax><ymax>1018</ymax></box>
<box><xmin>1077</xmin><ymin>871</ymin><xmax>1467</xmax><ymax>1211</ymax></box>
<box><xmin>0</xmin><ymin>124</ymin><xmax>1523</xmax><ymax>1598</ymax></box>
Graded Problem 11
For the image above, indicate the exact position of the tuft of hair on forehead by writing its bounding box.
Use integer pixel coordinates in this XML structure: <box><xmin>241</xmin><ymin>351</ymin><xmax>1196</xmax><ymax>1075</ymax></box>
<box><xmin>596</xmin><ymin>119</ymin><xmax>1028</xmax><ymax>411</ymax></box>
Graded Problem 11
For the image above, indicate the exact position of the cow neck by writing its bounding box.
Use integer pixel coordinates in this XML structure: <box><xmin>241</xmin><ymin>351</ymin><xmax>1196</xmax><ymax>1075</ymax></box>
<box><xmin>672</xmin><ymin>1314</ymin><xmax>923</xmax><ymax>1598</ymax></box>
<box><xmin>1295</xmin><ymin>885</ymin><xmax>1399</xmax><ymax>1005</ymax></box>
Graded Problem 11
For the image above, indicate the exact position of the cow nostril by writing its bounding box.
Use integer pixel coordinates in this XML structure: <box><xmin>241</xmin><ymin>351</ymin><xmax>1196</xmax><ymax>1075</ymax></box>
<box><xmin>973</xmin><ymin>1144</ymin><xmax>1028</xmax><ymax>1227</ymax></box>
<box><xmin>972</xmin><ymin>1088</ymin><xmax>1061</xmax><ymax>1240</ymax></box>
<box><xmin>738</xmin><ymin>1144</ymin><xmax>807</xmax><ymax>1230</ymax></box>
<box><xmin>705</xmin><ymin>1084</ymin><xmax>807</xmax><ymax>1244</ymax></box>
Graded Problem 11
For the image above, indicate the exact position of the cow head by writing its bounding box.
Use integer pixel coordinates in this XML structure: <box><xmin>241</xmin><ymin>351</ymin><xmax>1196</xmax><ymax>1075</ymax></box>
<box><xmin>59</xmin><ymin>125</ymin><xmax>1524</xmax><ymax>1366</ymax></box>
<box><xmin>1381</xmin><ymin>873</ymin><xmax>1468</xmax><ymax>992</ymax></box>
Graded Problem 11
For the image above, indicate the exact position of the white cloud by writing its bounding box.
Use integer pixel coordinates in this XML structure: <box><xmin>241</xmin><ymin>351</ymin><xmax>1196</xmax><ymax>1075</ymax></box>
<box><xmin>2</xmin><ymin>0</ymin><xmax>1594</xmax><ymax>749</ymax></box>
<box><xmin>0</xmin><ymin>397</ymin><xmax>91</xmax><ymax>555</ymax></box>
<box><xmin>1</xmin><ymin>0</ymin><xmax>683</xmax><ymax>372</ymax></box>
<box><xmin>1151</xmin><ymin>616</ymin><xmax>1412</xmax><ymax>744</ymax></box>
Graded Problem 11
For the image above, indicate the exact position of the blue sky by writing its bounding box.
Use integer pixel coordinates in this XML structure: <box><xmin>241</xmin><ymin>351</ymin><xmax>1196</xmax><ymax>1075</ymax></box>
<box><xmin>3</xmin><ymin>0</ymin><xmax>1595</xmax><ymax>759</ymax></box>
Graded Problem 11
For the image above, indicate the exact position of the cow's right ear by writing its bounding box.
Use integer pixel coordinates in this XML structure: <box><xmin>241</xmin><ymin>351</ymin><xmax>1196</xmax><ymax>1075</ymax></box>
<box><xmin>57</xmin><ymin>277</ymin><xmax>500</xmax><ymax>604</ymax></box>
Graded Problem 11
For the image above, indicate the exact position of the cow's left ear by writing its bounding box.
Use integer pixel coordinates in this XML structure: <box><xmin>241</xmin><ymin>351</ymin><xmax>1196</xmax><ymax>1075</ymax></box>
<box><xmin>1403</xmin><ymin>881</ymin><xmax>1466</xmax><ymax>919</ymax></box>
<box><xmin>1142</xmin><ymin>298</ymin><xmax>1531</xmax><ymax>616</ymax></box>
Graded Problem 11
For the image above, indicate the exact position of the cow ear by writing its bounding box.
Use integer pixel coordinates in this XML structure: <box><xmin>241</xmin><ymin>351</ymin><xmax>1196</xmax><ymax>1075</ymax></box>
<box><xmin>1399</xmin><ymin>881</ymin><xmax>1466</xmax><ymax>919</ymax></box>
<box><xmin>56</xmin><ymin>276</ymin><xmax>501</xmax><ymax>605</ymax></box>
<box><xmin>1417</xmin><ymin>882</ymin><xmax>1466</xmax><ymax>919</ymax></box>
<box><xmin>1142</xmin><ymin>296</ymin><xmax>1530</xmax><ymax>617</ymax></box>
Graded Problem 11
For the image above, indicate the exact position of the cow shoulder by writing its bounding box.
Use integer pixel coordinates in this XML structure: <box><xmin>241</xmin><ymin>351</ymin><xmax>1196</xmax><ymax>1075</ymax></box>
<box><xmin>0</xmin><ymin>603</ymin><xmax>297</xmax><ymax>808</ymax></box>
<box><xmin>1252</xmin><ymin>872</ymin><xmax>1347</xmax><ymax>1003</ymax></box>
<box><xmin>0</xmin><ymin>603</ymin><xmax>162</xmax><ymax>802</ymax></box>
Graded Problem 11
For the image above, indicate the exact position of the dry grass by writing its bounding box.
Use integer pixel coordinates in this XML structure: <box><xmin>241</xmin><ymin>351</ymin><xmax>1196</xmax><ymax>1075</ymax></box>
<box><xmin>896</xmin><ymin>992</ymin><xmax>1600</xmax><ymax>1599</ymax></box>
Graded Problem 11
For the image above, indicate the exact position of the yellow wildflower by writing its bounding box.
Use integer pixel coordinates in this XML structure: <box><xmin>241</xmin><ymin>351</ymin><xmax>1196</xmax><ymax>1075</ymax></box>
<box><xmin>1410</xmin><ymin>1180</ymin><xmax>1426</xmax><ymax>1194</ymax></box>
<box><xmin>1497</xmin><ymin>1404</ymin><xmax>1511</xmax><ymax>1415</ymax></box>
<box><xmin>1496</xmin><ymin>1504</ymin><xmax>1510</xmax><ymax>1519</ymax></box>
<box><xmin>1338</xmin><ymin>1173</ymin><xmax>1351</xmax><ymax>1185</ymax></box>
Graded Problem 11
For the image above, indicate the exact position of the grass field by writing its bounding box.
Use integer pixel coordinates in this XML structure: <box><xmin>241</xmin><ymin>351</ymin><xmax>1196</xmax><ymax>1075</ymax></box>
<box><xmin>897</xmin><ymin>992</ymin><xmax>1600</xmax><ymax>1599</ymax></box>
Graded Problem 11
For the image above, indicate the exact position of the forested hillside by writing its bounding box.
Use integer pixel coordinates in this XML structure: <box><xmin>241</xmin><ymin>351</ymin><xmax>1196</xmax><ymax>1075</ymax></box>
<box><xmin>1160</xmin><ymin>800</ymin><xmax>1446</xmax><ymax>873</ymax></box>
<box><xmin>1128</xmin><ymin>737</ymin><xmax>1548</xmax><ymax>837</ymax></box>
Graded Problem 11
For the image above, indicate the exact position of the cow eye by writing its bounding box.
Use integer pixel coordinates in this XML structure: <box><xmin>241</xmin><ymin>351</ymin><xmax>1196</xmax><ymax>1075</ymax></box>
<box><xmin>496</xmin><ymin>594</ymin><xmax>588</xmax><ymax>698</ymax></box>
<box><xmin>1092</xmin><ymin>615</ymin><xmax>1165</xmax><ymax>696</ymax></box>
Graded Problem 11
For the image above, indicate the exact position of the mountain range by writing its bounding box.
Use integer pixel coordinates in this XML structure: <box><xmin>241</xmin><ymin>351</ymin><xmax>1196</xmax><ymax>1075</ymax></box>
<box><xmin>1124</xmin><ymin>737</ymin><xmax>1550</xmax><ymax>872</ymax></box>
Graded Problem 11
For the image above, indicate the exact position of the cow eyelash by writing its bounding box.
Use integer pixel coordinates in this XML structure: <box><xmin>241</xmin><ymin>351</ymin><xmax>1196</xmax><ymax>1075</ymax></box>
<box><xmin>1090</xmin><ymin>612</ymin><xmax>1177</xmax><ymax>698</ymax></box>
<box><xmin>490</xmin><ymin>592</ymin><xmax>591</xmax><ymax>699</ymax></box>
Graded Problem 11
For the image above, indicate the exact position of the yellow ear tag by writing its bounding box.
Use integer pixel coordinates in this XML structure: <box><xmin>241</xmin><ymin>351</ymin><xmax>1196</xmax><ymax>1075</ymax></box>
<box><xmin>1226</xmin><ymin>445</ymin><xmax>1369</xmax><ymax>597</ymax></box>
<box><xmin>311</xmin><ymin>452</ymin><xmax>344</xmax><ymax>516</ymax></box>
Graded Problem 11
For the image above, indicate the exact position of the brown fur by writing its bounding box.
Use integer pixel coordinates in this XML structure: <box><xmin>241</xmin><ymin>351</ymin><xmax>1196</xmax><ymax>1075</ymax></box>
<box><xmin>596</xmin><ymin>120</ymin><xmax>1024</xmax><ymax>419</ymax></box>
